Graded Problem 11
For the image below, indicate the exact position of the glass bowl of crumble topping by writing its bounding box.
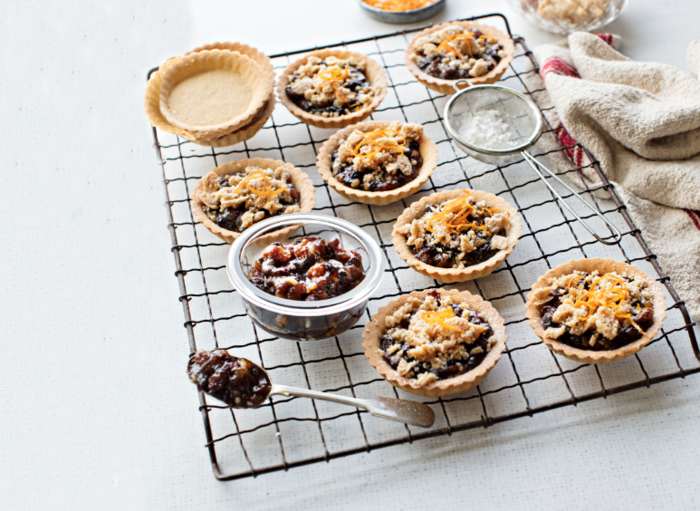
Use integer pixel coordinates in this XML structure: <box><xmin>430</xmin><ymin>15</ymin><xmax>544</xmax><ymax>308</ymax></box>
<box><xmin>508</xmin><ymin>0</ymin><xmax>631</xmax><ymax>34</ymax></box>
<box><xmin>227</xmin><ymin>213</ymin><xmax>384</xmax><ymax>341</ymax></box>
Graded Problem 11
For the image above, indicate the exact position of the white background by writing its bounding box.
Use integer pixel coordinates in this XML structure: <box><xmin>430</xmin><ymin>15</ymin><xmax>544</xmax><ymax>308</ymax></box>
<box><xmin>2</xmin><ymin>0</ymin><xmax>699</xmax><ymax>509</ymax></box>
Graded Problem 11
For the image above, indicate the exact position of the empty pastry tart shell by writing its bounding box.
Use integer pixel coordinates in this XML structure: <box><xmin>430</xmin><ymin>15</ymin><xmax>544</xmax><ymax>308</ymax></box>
<box><xmin>190</xmin><ymin>158</ymin><xmax>316</xmax><ymax>245</ymax></box>
<box><xmin>525</xmin><ymin>258</ymin><xmax>667</xmax><ymax>365</ymax></box>
<box><xmin>277</xmin><ymin>49</ymin><xmax>389</xmax><ymax>129</ymax></box>
<box><xmin>404</xmin><ymin>21</ymin><xmax>515</xmax><ymax>95</ymax></box>
<box><xmin>316</xmin><ymin>120</ymin><xmax>439</xmax><ymax>205</ymax></box>
<box><xmin>197</xmin><ymin>92</ymin><xmax>276</xmax><ymax>148</ymax></box>
<box><xmin>392</xmin><ymin>189</ymin><xmax>522</xmax><ymax>283</ymax></box>
<box><xmin>186</xmin><ymin>41</ymin><xmax>275</xmax><ymax>76</ymax></box>
<box><xmin>362</xmin><ymin>288</ymin><xmax>508</xmax><ymax>397</ymax></box>
<box><xmin>159</xmin><ymin>49</ymin><xmax>274</xmax><ymax>140</ymax></box>
<box><xmin>144</xmin><ymin>42</ymin><xmax>275</xmax><ymax>145</ymax></box>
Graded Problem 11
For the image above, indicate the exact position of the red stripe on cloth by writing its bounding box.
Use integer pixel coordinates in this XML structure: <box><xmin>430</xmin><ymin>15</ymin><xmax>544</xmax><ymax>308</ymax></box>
<box><xmin>540</xmin><ymin>57</ymin><xmax>581</xmax><ymax>80</ymax></box>
<box><xmin>597</xmin><ymin>33</ymin><xmax>614</xmax><ymax>46</ymax></box>
<box><xmin>554</xmin><ymin>123</ymin><xmax>583</xmax><ymax>169</ymax></box>
<box><xmin>685</xmin><ymin>209</ymin><xmax>700</xmax><ymax>231</ymax></box>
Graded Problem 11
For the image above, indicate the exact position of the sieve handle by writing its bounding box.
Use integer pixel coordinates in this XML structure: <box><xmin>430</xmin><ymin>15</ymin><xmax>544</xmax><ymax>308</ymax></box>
<box><xmin>521</xmin><ymin>151</ymin><xmax>621</xmax><ymax>245</ymax></box>
<box><xmin>453</xmin><ymin>79</ymin><xmax>472</xmax><ymax>92</ymax></box>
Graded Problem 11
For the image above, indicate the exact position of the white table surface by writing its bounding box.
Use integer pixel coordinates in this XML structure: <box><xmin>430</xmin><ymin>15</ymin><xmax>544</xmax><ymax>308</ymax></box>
<box><xmin>2</xmin><ymin>1</ymin><xmax>699</xmax><ymax>509</ymax></box>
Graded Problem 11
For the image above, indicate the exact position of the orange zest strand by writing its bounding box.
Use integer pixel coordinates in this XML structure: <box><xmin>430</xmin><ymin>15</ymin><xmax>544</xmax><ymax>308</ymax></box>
<box><xmin>352</xmin><ymin>129</ymin><xmax>407</xmax><ymax>167</ymax></box>
<box><xmin>479</xmin><ymin>35</ymin><xmax>494</xmax><ymax>46</ymax></box>
<box><xmin>437</xmin><ymin>33</ymin><xmax>482</xmax><ymax>58</ymax></box>
<box><xmin>234</xmin><ymin>170</ymin><xmax>287</xmax><ymax>197</ymax></box>
<box><xmin>436</xmin><ymin>32</ymin><xmax>495</xmax><ymax>59</ymax></box>
<box><xmin>421</xmin><ymin>308</ymin><xmax>462</xmax><ymax>332</ymax></box>
<box><xmin>571</xmin><ymin>274</ymin><xmax>645</xmax><ymax>333</ymax></box>
<box><xmin>425</xmin><ymin>190</ymin><xmax>504</xmax><ymax>236</ymax></box>
<box><xmin>363</xmin><ymin>0</ymin><xmax>434</xmax><ymax>12</ymax></box>
<box><xmin>316</xmin><ymin>64</ymin><xmax>356</xmax><ymax>109</ymax></box>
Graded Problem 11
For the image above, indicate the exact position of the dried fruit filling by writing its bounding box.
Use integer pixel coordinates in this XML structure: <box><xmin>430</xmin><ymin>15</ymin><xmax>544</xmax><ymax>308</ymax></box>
<box><xmin>533</xmin><ymin>270</ymin><xmax>655</xmax><ymax>351</ymax></box>
<box><xmin>285</xmin><ymin>56</ymin><xmax>377</xmax><ymax>117</ymax></box>
<box><xmin>331</xmin><ymin>123</ymin><xmax>424</xmax><ymax>192</ymax></box>
<box><xmin>196</xmin><ymin>165</ymin><xmax>301</xmax><ymax>233</ymax></box>
<box><xmin>380</xmin><ymin>290</ymin><xmax>496</xmax><ymax>385</ymax></box>
<box><xmin>248</xmin><ymin>237</ymin><xmax>366</xmax><ymax>301</ymax></box>
<box><xmin>411</xmin><ymin>26</ymin><xmax>506</xmax><ymax>80</ymax></box>
<box><xmin>187</xmin><ymin>350</ymin><xmax>271</xmax><ymax>408</ymax></box>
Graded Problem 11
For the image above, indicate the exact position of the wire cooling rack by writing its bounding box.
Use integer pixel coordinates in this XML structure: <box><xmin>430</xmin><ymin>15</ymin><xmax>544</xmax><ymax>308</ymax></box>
<box><xmin>148</xmin><ymin>13</ymin><xmax>700</xmax><ymax>481</ymax></box>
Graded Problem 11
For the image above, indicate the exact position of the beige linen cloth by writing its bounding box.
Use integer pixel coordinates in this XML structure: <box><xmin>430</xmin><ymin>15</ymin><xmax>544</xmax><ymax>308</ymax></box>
<box><xmin>527</xmin><ymin>32</ymin><xmax>700</xmax><ymax>319</ymax></box>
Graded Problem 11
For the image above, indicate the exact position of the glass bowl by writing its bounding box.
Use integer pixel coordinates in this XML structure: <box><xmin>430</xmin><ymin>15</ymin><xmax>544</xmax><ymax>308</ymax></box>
<box><xmin>227</xmin><ymin>213</ymin><xmax>384</xmax><ymax>341</ymax></box>
<box><xmin>508</xmin><ymin>0</ymin><xmax>631</xmax><ymax>35</ymax></box>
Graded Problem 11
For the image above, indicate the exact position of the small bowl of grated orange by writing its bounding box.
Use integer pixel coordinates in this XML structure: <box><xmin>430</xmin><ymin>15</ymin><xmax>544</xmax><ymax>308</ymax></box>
<box><xmin>358</xmin><ymin>0</ymin><xmax>446</xmax><ymax>24</ymax></box>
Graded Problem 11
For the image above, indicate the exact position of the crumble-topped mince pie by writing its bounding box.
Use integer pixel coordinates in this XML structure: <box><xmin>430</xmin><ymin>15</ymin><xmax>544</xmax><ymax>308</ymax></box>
<box><xmin>526</xmin><ymin>258</ymin><xmax>667</xmax><ymax>364</ymax></box>
<box><xmin>188</xmin><ymin>350</ymin><xmax>271</xmax><ymax>408</ymax></box>
<box><xmin>393</xmin><ymin>189</ymin><xmax>521</xmax><ymax>282</ymax></box>
<box><xmin>248</xmin><ymin>237</ymin><xmax>365</xmax><ymax>301</ymax></box>
<box><xmin>405</xmin><ymin>21</ymin><xmax>515</xmax><ymax>94</ymax></box>
<box><xmin>191</xmin><ymin>158</ymin><xmax>315</xmax><ymax>244</ymax></box>
<box><xmin>363</xmin><ymin>289</ymin><xmax>507</xmax><ymax>397</ymax></box>
<box><xmin>317</xmin><ymin>120</ymin><xmax>438</xmax><ymax>205</ymax></box>
<box><xmin>278</xmin><ymin>49</ymin><xmax>388</xmax><ymax>129</ymax></box>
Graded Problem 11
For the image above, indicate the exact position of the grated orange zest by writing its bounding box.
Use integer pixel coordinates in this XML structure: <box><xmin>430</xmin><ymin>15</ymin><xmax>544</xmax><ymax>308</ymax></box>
<box><xmin>316</xmin><ymin>64</ymin><xmax>356</xmax><ymax>109</ymax></box>
<box><xmin>436</xmin><ymin>33</ymin><xmax>476</xmax><ymax>58</ymax></box>
<box><xmin>421</xmin><ymin>308</ymin><xmax>462</xmax><ymax>332</ymax></box>
<box><xmin>425</xmin><ymin>189</ymin><xmax>504</xmax><ymax>236</ymax></box>
<box><xmin>363</xmin><ymin>0</ymin><xmax>434</xmax><ymax>11</ymax></box>
<box><xmin>571</xmin><ymin>274</ymin><xmax>645</xmax><ymax>332</ymax></box>
<box><xmin>351</xmin><ymin>128</ymin><xmax>407</xmax><ymax>167</ymax></box>
<box><xmin>234</xmin><ymin>170</ymin><xmax>287</xmax><ymax>197</ymax></box>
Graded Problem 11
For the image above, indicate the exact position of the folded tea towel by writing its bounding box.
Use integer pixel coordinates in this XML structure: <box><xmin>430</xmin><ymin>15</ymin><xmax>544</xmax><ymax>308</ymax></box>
<box><xmin>528</xmin><ymin>32</ymin><xmax>700</xmax><ymax>320</ymax></box>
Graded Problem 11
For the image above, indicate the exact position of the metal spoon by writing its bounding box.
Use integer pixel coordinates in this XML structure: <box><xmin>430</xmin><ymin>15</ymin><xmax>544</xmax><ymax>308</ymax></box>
<box><xmin>188</xmin><ymin>350</ymin><xmax>435</xmax><ymax>429</ymax></box>
<box><xmin>269</xmin><ymin>383</ymin><xmax>435</xmax><ymax>428</ymax></box>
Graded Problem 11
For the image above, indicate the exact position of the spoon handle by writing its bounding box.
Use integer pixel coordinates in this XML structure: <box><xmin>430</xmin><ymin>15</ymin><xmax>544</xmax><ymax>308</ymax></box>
<box><xmin>269</xmin><ymin>384</ymin><xmax>435</xmax><ymax>428</ymax></box>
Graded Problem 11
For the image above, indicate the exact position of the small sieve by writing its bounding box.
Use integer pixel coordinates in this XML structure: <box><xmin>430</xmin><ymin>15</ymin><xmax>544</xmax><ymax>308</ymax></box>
<box><xmin>444</xmin><ymin>80</ymin><xmax>621</xmax><ymax>245</ymax></box>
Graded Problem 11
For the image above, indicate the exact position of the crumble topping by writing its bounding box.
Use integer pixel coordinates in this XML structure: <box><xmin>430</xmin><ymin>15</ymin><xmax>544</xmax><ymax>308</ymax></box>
<box><xmin>196</xmin><ymin>165</ymin><xmax>301</xmax><ymax>232</ymax></box>
<box><xmin>285</xmin><ymin>56</ymin><xmax>378</xmax><ymax>117</ymax></box>
<box><xmin>331</xmin><ymin>122</ymin><xmax>424</xmax><ymax>192</ymax></box>
<box><xmin>411</xmin><ymin>25</ymin><xmax>506</xmax><ymax>80</ymax></box>
<box><xmin>380</xmin><ymin>291</ymin><xmax>496</xmax><ymax>383</ymax></box>
<box><xmin>536</xmin><ymin>269</ymin><xmax>655</xmax><ymax>350</ymax></box>
<box><xmin>530</xmin><ymin>0</ymin><xmax>611</xmax><ymax>26</ymax></box>
<box><xmin>398</xmin><ymin>190</ymin><xmax>510</xmax><ymax>269</ymax></box>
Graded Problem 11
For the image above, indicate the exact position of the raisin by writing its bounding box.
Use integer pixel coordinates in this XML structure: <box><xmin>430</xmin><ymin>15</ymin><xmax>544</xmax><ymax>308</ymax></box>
<box><xmin>541</xmin><ymin>305</ymin><xmax>557</xmax><ymax>329</ymax></box>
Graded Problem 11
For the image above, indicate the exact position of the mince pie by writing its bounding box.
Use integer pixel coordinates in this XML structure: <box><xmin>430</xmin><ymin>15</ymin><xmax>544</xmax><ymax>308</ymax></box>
<box><xmin>526</xmin><ymin>258</ymin><xmax>667</xmax><ymax>364</ymax></box>
<box><xmin>278</xmin><ymin>49</ymin><xmax>388</xmax><ymax>129</ymax></box>
<box><xmin>363</xmin><ymin>288</ymin><xmax>507</xmax><ymax>397</ymax></box>
<box><xmin>317</xmin><ymin>120</ymin><xmax>438</xmax><ymax>205</ymax></box>
<box><xmin>405</xmin><ymin>21</ymin><xmax>515</xmax><ymax>94</ymax></box>
<box><xmin>191</xmin><ymin>158</ymin><xmax>315</xmax><ymax>244</ymax></box>
<box><xmin>393</xmin><ymin>189</ymin><xmax>521</xmax><ymax>282</ymax></box>
<box><xmin>247</xmin><ymin>236</ymin><xmax>365</xmax><ymax>301</ymax></box>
